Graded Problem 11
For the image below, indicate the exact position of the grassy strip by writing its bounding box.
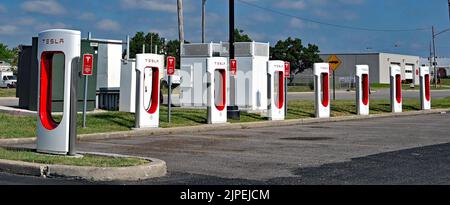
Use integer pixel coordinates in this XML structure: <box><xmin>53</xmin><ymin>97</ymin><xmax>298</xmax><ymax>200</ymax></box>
<box><xmin>440</xmin><ymin>78</ymin><xmax>450</xmax><ymax>85</ymax></box>
<box><xmin>288</xmin><ymin>85</ymin><xmax>313</xmax><ymax>92</ymax></box>
<box><xmin>1</xmin><ymin>97</ymin><xmax>449</xmax><ymax>139</ymax></box>
<box><xmin>0</xmin><ymin>147</ymin><xmax>147</xmax><ymax>167</ymax></box>
<box><xmin>0</xmin><ymin>88</ymin><xmax>16</xmax><ymax>97</ymax></box>
<box><xmin>370</xmin><ymin>83</ymin><xmax>450</xmax><ymax>90</ymax></box>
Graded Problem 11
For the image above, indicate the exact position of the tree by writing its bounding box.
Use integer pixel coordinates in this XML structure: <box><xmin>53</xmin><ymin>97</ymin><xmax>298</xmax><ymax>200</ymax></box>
<box><xmin>0</xmin><ymin>43</ymin><xmax>18</xmax><ymax>73</ymax></box>
<box><xmin>270</xmin><ymin>37</ymin><xmax>322</xmax><ymax>83</ymax></box>
<box><xmin>234</xmin><ymin>29</ymin><xmax>252</xmax><ymax>42</ymax></box>
<box><xmin>129</xmin><ymin>32</ymin><xmax>146</xmax><ymax>58</ymax></box>
<box><xmin>0</xmin><ymin>43</ymin><xmax>15</xmax><ymax>62</ymax></box>
<box><xmin>165</xmin><ymin>39</ymin><xmax>181</xmax><ymax>69</ymax></box>
<box><xmin>144</xmin><ymin>32</ymin><xmax>165</xmax><ymax>54</ymax></box>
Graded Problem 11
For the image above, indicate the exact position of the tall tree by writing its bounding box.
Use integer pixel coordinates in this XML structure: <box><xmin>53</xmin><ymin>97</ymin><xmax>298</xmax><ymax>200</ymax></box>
<box><xmin>129</xmin><ymin>32</ymin><xmax>146</xmax><ymax>58</ymax></box>
<box><xmin>129</xmin><ymin>32</ymin><xmax>166</xmax><ymax>58</ymax></box>
<box><xmin>270</xmin><ymin>37</ymin><xmax>322</xmax><ymax>83</ymax></box>
<box><xmin>234</xmin><ymin>29</ymin><xmax>252</xmax><ymax>42</ymax></box>
<box><xmin>0</xmin><ymin>43</ymin><xmax>15</xmax><ymax>62</ymax></box>
<box><xmin>144</xmin><ymin>32</ymin><xmax>165</xmax><ymax>54</ymax></box>
<box><xmin>165</xmin><ymin>39</ymin><xmax>181</xmax><ymax>69</ymax></box>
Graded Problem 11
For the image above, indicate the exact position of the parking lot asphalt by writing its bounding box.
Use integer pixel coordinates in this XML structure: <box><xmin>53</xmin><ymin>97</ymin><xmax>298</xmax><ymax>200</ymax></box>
<box><xmin>3</xmin><ymin>112</ymin><xmax>450</xmax><ymax>185</ymax></box>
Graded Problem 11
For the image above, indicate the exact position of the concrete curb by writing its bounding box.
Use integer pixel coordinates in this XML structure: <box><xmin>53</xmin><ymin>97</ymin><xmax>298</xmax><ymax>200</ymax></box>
<box><xmin>0</xmin><ymin>108</ymin><xmax>448</xmax><ymax>145</ymax></box>
<box><xmin>0</xmin><ymin>151</ymin><xmax>167</xmax><ymax>181</ymax></box>
<box><xmin>0</xmin><ymin>106</ymin><xmax>36</xmax><ymax>116</ymax></box>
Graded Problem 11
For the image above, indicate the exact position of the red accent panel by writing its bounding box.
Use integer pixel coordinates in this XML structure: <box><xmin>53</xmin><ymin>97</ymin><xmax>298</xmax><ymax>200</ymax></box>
<box><xmin>395</xmin><ymin>74</ymin><xmax>402</xmax><ymax>103</ymax></box>
<box><xmin>39</xmin><ymin>52</ymin><xmax>62</xmax><ymax>130</ymax></box>
<box><xmin>425</xmin><ymin>74</ymin><xmax>430</xmax><ymax>101</ymax></box>
<box><xmin>362</xmin><ymin>74</ymin><xmax>369</xmax><ymax>106</ymax></box>
<box><xmin>321</xmin><ymin>73</ymin><xmax>329</xmax><ymax>107</ymax></box>
<box><xmin>277</xmin><ymin>71</ymin><xmax>284</xmax><ymax>109</ymax></box>
<box><xmin>144</xmin><ymin>67</ymin><xmax>159</xmax><ymax>114</ymax></box>
<box><xmin>215</xmin><ymin>69</ymin><xmax>226</xmax><ymax>111</ymax></box>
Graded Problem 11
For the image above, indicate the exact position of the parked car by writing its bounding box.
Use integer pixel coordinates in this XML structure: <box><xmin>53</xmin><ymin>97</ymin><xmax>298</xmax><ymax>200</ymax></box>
<box><xmin>0</xmin><ymin>71</ymin><xmax>17</xmax><ymax>88</ymax></box>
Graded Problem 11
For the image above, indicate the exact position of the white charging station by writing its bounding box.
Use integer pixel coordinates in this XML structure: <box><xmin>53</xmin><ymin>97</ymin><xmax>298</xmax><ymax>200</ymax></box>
<box><xmin>37</xmin><ymin>29</ymin><xmax>80</xmax><ymax>155</ymax></box>
<box><xmin>390</xmin><ymin>64</ymin><xmax>402</xmax><ymax>113</ymax></box>
<box><xmin>356</xmin><ymin>65</ymin><xmax>370</xmax><ymax>115</ymax></box>
<box><xmin>314</xmin><ymin>63</ymin><xmax>330</xmax><ymax>118</ymax></box>
<box><xmin>207</xmin><ymin>57</ymin><xmax>228</xmax><ymax>124</ymax></box>
<box><xmin>267</xmin><ymin>60</ymin><xmax>285</xmax><ymax>120</ymax></box>
<box><xmin>419</xmin><ymin>66</ymin><xmax>431</xmax><ymax>110</ymax></box>
<box><xmin>135</xmin><ymin>54</ymin><xmax>163</xmax><ymax>128</ymax></box>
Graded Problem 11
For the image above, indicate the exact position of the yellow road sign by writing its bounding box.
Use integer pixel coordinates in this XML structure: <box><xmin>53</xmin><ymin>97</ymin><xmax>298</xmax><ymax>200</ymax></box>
<box><xmin>327</xmin><ymin>55</ymin><xmax>342</xmax><ymax>71</ymax></box>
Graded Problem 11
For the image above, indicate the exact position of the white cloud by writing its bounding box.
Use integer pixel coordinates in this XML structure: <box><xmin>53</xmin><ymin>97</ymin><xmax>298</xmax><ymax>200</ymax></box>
<box><xmin>35</xmin><ymin>22</ymin><xmax>69</xmax><ymax>31</ymax></box>
<box><xmin>120</xmin><ymin>0</ymin><xmax>177</xmax><ymax>13</ymax></box>
<box><xmin>148</xmin><ymin>28</ymin><xmax>178</xmax><ymax>40</ymax></box>
<box><xmin>250</xmin><ymin>12</ymin><xmax>274</xmax><ymax>22</ymax></box>
<box><xmin>78</xmin><ymin>12</ymin><xmax>95</xmax><ymax>21</ymax></box>
<box><xmin>21</xmin><ymin>0</ymin><xmax>66</xmax><ymax>15</ymax></box>
<box><xmin>289</xmin><ymin>18</ymin><xmax>306</xmax><ymax>29</ymax></box>
<box><xmin>289</xmin><ymin>18</ymin><xmax>318</xmax><ymax>29</ymax></box>
<box><xmin>338</xmin><ymin>0</ymin><xmax>364</xmax><ymax>5</ymax></box>
<box><xmin>275</xmin><ymin>0</ymin><xmax>306</xmax><ymax>10</ymax></box>
<box><xmin>0</xmin><ymin>5</ymin><xmax>6</xmax><ymax>13</ymax></box>
<box><xmin>0</xmin><ymin>25</ymin><xmax>18</xmax><ymax>35</ymax></box>
<box><xmin>96</xmin><ymin>19</ymin><xmax>121</xmax><ymax>31</ymax></box>
<box><xmin>16</xmin><ymin>17</ymin><xmax>36</xmax><ymax>25</ymax></box>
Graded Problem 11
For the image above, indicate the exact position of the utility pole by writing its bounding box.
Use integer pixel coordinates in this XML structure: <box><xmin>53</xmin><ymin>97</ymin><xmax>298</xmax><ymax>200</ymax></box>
<box><xmin>177</xmin><ymin>0</ymin><xmax>185</xmax><ymax>44</ymax></box>
<box><xmin>228</xmin><ymin>0</ymin><xmax>240</xmax><ymax>120</ymax></box>
<box><xmin>202</xmin><ymin>0</ymin><xmax>207</xmax><ymax>43</ymax></box>
<box><xmin>432</xmin><ymin>26</ymin><xmax>437</xmax><ymax>88</ymax></box>
<box><xmin>429</xmin><ymin>42</ymin><xmax>432</xmax><ymax>69</ymax></box>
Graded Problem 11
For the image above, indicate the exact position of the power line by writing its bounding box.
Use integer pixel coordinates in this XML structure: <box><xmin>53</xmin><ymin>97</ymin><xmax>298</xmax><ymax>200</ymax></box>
<box><xmin>237</xmin><ymin>0</ymin><xmax>430</xmax><ymax>32</ymax></box>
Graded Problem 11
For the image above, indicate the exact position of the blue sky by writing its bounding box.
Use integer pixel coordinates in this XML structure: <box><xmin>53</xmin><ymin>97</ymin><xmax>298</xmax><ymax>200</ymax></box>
<box><xmin>0</xmin><ymin>0</ymin><xmax>449</xmax><ymax>58</ymax></box>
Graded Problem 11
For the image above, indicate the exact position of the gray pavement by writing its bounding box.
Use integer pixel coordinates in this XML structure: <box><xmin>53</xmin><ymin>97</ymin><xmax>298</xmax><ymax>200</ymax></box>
<box><xmin>3</xmin><ymin>112</ymin><xmax>450</xmax><ymax>184</ymax></box>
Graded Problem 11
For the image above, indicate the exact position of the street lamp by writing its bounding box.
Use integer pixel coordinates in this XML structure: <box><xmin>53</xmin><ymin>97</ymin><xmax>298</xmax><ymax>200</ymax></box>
<box><xmin>432</xmin><ymin>26</ymin><xmax>450</xmax><ymax>88</ymax></box>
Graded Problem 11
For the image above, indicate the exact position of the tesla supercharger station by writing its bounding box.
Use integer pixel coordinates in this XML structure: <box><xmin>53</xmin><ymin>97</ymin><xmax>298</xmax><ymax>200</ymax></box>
<box><xmin>37</xmin><ymin>29</ymin><xmax>80</xmax><ymax>155</ymax></box>
<box><xmin>207</xmin><ymin>57</ymin><xmax>228</xmax><ymax>124</ymax></box>
<box><xmin>267</xmin><ymin>60</ymin><xmax>285</xmax><ymax>120</ymax></box>
<box><xmin>314</xmin><ymin>63</ymin><xmax>330</xmax><ymax>118</ymax></box>
<box><xmin>135</xmin><ymin>54</ymin><xmax>163</xmax><ymax>128</ymax></box>
<box><xmin>356</xmin><ymin>65</ymin><xmax>370</xmax><ymax>115</ymax></box>
<box><xmin>419</xmin><ymin>66</ymin><xmax>431</xmax><ymax>110</ymax></box>
<box><xmin>390</xmin><ymin>64</ymin><xmax>402</xmax><ymax>113</ymax></box>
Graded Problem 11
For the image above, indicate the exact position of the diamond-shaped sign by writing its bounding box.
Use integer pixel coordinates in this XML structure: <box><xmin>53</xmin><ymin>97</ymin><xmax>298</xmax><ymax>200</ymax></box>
<box><xmin>327</xmin><ymin>55</ymin><xmax>342</xmax><ymax>71</ymax></box>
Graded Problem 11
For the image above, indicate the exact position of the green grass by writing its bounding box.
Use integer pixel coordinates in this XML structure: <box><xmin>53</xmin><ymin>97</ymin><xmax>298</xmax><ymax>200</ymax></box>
<box><xmin>288</xmin><ymin>85</ymin><xmax>313</xmax><ymax>92</ymax></box>
<box><xmin>0</xmin><ymin>147</ymin><xmax>147</xmax><ymax>167</ymax></box>
<box><xmin>1</xmin><ymin>97</ymin><xmax>449</xmax><ymax>139</ymax></box>
<box><xmin>440</xmin><ymin>78</ymin><xmax>450</xmax><ymax>85</ymax></box>
<box><xmin>370</xmin><ymin>83</ymin><xmax>450</xmax><ymax>91</ymax></box>
<box><xmin>0</xmin><ymin>88</ymin><xmax>16</xmax><ymax>97</ymax></box>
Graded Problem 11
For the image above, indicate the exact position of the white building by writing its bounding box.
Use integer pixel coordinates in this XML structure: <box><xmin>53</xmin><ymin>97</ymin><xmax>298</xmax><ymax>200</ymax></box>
<box><xmin>319</xmin><ymin>53</ymin><xmax>421</xmax><ymax>85</ymax></box>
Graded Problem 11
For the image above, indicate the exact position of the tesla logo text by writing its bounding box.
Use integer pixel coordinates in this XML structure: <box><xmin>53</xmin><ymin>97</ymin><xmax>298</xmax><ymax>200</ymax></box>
<box><xmin>274</xmin><ymin>65</ymin><xmax>283</xmax><ymax>68</ymax></box>
<box><xmin>145</xmin><ymin>59</ymin><xmax>159</xmax><ymax>63</ymax></box>
<box><xmin>214</xmin><ymin>62</ymin><xmax>226</xmax><ymax>66</ymax></box>
<box><xmin>42</xmin><ymin>38</ymin><xmax>64</xmax><ymax>45</ymax></box>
